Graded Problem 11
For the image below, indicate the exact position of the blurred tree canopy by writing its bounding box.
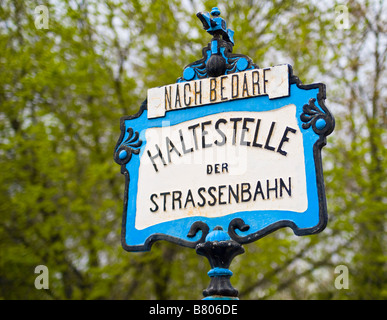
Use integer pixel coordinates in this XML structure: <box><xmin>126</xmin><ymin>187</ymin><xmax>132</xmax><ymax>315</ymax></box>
<box><xmin>0</xmin><ymin>0</ymin><xmax>385</xmax><ymax>299</ymax></box>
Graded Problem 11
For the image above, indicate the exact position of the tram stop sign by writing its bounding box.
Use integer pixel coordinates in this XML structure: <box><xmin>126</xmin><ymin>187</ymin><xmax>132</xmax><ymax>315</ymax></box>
<box><xmin>114</xmin><ymin>8</ymin><xmax>334</xmax><ymax>252</ymax></box>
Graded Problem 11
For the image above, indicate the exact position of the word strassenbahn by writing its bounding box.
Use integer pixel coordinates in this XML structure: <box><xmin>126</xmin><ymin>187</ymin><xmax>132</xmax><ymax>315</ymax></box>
<box><xmin>149</xmin><ymin>177</ymin><xmax>292</xmax><ymax>213</ymax></box>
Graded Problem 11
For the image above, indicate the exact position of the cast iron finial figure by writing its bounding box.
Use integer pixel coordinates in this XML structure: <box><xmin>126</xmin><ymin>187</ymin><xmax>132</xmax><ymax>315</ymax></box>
<box><xmin>196</xmin><ymin>7</ymin><xmax>235</xmax><ymax>45</ymax></box>
<box><xmin>177</xmin><ymin>6</ymin><xmax>257</xmax><ymax>82</ymax></box>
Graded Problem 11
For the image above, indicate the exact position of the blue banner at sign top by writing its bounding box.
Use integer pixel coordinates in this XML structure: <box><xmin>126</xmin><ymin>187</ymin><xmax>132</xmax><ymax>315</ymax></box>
<box><xmin>114</xmin><ymin>64</ymin><xmax>334</xmax><ymax>252</ymax></box>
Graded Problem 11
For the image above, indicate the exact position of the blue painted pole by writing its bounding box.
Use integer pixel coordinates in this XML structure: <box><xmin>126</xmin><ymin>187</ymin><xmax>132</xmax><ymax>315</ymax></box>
<box><xmin>196</xmin><ymin>226</ymin><xmax>245</xmax><ymax>300</ymax></box>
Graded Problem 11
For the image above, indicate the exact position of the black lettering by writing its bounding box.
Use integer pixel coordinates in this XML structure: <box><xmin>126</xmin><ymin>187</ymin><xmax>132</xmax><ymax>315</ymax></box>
<box><xmin>253</xmin><ymin>181</ymin><xmax>265</xmax><ymax>200</ymax></box>
<box><xmin>194</xmin><ymin>81</ymin><xmax>202</xmax><ymax>105</ymax></box>
<box><xmin>214</xmin><ymin>118</ymin><xmax>227</xmax><ymax>146</ymax></box>
<box><xmin>231</xmin><ymin>74</ymin><xmax>239</xmax><ymax>98</ymax></box>
<box><xmin>207</xmin><ymin>165</ymin><xmax>213</xmax><ymax>175</ymax></box>
<box><xmin>220</xmin><ymin>76</ymin><xmax>228</xmax><ymax>100</ymax></box>
<box><xmin>280</xmin><ymin>177</ymin><xmax>292</xmax><ymax>197</ymax></box>
<box><xmin>230</xmin><ymin>118</ymin><xmax>242</xmax><ymax>145</ymax></box>
<box><xmin>179</xmin><ymin>129</ymin><xmax>193</xmax><ymax>154</ymax></box>
<box><xmin>201</xmin><ymin>120</ymin><xmax>212</xmax><ymax>148</ymax></box>
<box><xmin>207</xmin><ymin>186</ymin><xmax>217</xmax><ymax>206</ymax></box>
<box><xmin>184</xmin><ymin>83</ymin><xmax>192</xmax><ymax>106</ymax></box>
<box><xmin>197</xmin><ymin>187</ymin><xmax>206</xmax><ymax>207</ymax></box>
<box><xmin>218</xmin><ymin>185</ymin><xmax>227</xmax><ymax>205</ymax></box>
<box><xmin>160</xmin><ymin>192</ymin><xmax>171</xmax><ymax>211</ymax></box>
<box><xmin>252</xmin><ymin>119</ymin><xmax>263</xmax><ymax>148</ymax></box>
<box><xmin>240</xmin><ymin>118</ymin><xmax>254</xmax><ymax>146</ymax></box>
<box><xmin>210</xmin><ymin>78</ymin><xmax>217</xmax><ymax>101</ymax></box>
<box><xmin>263</xmin><ymin>68</ymin><xmax>270</xmax><ymax>94</ymax></box>
<box><xmin>266</xmin><ymin>179</ymin><xmax>278</xmax><ymax>199</ymax></box>
<box><xmin>222</xmin><ymin>163</ymin><xmax>229</xmax><ymax>173</ymax></box>
<box><xmin>242</xmin><ymin>73</ymin><xmax>249</xmax><ymax>97</ymax></box>
<box><xmin>188</xmin><ymin>123</ymin><xmax>200</xmax><ymax>150</ymax></box>
<box><xmin>252</xmin><ymin>70</ymin><xmax>260</xmax><ymax>95</ymax></box>
<box><xmin>184</xmin><ymin>189</ymin><xmax>196</xmax><ymax>208</ymax></box>
<box><xmin>165</xmin><ymin>137</ymin><xmax>182</xmax><ymax>163</ymax></box>
<box><xmin>150</xmin><ymin>194</ymin><xmax>159</xmax><ymax>212</ymax></box>
<box><xmin>241</xmin><ymin>183</ymin><xmax>252</xmax><ymax>202</ymax></box>
<box><xmin>264</xmin><ymin>122</ymin><xmax>276</xmax><ymax>151</ymax></box>
<box><xmin>172</xmin><ymin>191</ymin><xmax>182</xmax><ymax>210</ymax></box>
<box><xmin>277</xmin><ymin>126</ymin><xmax>297</xmax><ymax>156</ymax></box>
<box><xmin>228</xmin><ymin>184</ymin><xmax>239</xmax><ymax>203</ymax></box>
<box><xmin>165</xmin><ymin>86</ymin><xmax>172</xmax><ymax>110</ymax></box>
<box><xmin>147</xmin><ymin>144</ymin><xmax>167</xmax><ymax>172</ymax></box>
<box><xmin>174</xmin><ymin>85</ymin><xmax>182</xmax><ymax>109</ymax></box>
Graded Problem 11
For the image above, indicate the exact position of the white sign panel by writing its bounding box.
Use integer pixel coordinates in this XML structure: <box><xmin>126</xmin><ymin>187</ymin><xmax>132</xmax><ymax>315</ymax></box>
<box><xmin>136</xmin><ymin>104</ymin><xmax>306</xmax><ymax>229</ymax></box>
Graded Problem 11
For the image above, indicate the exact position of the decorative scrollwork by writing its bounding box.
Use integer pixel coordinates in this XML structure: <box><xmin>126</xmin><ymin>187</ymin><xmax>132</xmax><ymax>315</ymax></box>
<box><xmin>122</xmin><ymin>128</ymin><xmax>142</xmax><ymax>149</ymax></box>
<box><xmin>300</xmin><ymin>98</ymin><xmax>333</xmax><ymax>135</ymax></box>
<box><xmin>187</xmin><ymin>221</ymin><xmax>210</xmax><ymax>244</ymax></box>
<box><xmin>228</xmin><ymin>218</ymin><xmax>251</xmax><ymax>243</ymax></box>
<box><xmin>114</xmin><ymin>128</ymin><xmax>142</xmax><ymax>165</ymax></box>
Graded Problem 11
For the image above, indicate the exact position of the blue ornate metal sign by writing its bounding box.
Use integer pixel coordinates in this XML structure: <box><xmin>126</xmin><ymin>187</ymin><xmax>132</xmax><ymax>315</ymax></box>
<box><xmin>114</xmin><ymin>8</ymin><xmax>334</xmax><ymax>252</ymax></box>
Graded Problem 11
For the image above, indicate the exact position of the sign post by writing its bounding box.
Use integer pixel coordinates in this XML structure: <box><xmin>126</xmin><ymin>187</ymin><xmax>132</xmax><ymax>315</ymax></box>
<box><xmin>114</xmin><ymin>7</ymin><xmax>334</xmax><ymax>299</ymax></box>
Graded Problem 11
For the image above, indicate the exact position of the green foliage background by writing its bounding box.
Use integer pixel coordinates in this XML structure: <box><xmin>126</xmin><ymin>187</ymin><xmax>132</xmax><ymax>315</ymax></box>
<box><xmin>0</xmin><ymin>0</ymin><xmax>386</xmax><ymax>299</ymax></box>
